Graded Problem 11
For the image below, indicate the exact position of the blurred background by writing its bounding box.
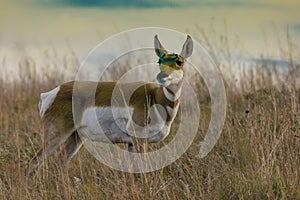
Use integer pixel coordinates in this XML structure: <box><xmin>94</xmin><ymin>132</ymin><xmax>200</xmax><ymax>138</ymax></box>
<box><xmin>1</xmin><ymin>0</ymin><xmax>300</xmax><ymax>80</ymax></box>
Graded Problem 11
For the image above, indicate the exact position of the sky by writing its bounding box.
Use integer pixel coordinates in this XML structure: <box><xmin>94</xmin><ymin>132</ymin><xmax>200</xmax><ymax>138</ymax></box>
<box><xmin>1</xmin><ymin>0</ymin><xmax>300</xmax><ymax>76</ymax></box>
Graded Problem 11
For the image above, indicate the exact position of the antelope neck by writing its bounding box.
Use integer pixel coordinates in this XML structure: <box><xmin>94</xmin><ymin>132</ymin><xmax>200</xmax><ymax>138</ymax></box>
<box><xmin>161</xmin><ymin>81</ymin><xmax>182</xmax><ymax>103</ymax></box>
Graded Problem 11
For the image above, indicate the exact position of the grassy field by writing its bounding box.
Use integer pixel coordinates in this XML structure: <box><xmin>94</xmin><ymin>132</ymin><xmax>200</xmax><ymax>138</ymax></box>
<box><xmin>0</xmin><ymin>32</ymin><xmax>300</xmax><ymax>199</ymax></box>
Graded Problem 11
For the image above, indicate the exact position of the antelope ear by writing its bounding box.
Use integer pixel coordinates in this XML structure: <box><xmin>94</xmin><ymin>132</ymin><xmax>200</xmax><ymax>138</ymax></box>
<box><xmin>154</xmin><ymin>35</ymin><xmax>167</xmax><ymax>58</ymax></box>
<box><xmin>180</xmin><ymin>35</ymin><xmax>193</xmax><ymax>59</ymax></box>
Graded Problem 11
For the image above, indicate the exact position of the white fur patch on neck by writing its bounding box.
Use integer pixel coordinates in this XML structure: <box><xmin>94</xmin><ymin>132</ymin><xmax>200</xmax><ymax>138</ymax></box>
<box><xmin>163</xmin><ymin>87</ymin><xmax>181</xmax><ymax>102</ymax></box>
<box><xmin>166</xmin><ymin>105</ymin><xmax>179</xmax><ymax>119</ymax></box>
<box><xmin>39</xmin><ymin>86</ymin><xmax>60</xmax><ymax>118</ymax></box>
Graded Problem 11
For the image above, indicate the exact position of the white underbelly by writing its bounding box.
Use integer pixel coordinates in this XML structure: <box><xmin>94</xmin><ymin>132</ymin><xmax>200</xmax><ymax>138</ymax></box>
<box><xmin>79</xmin><ymin>106</ymin><xmax>172</xmax><ymax>143</ymax></box>
<box><xmin>79</xmin><ymin>107</ymin><xmax>133</xmax><ymax>143</ymax></box>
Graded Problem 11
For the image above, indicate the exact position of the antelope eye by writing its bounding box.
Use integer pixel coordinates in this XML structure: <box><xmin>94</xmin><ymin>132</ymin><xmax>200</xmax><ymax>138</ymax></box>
<box><xmin>176</xmin><ymin>60</ymin><xmax>183</xmax><ymax>66</ymax></box>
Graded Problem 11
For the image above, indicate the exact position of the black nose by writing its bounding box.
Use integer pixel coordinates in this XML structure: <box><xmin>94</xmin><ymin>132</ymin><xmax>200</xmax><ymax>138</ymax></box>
<box><xmin>157</xmin><ymin>71</ymin><xmax>168</xmax><ymax>79</ymax></box>
<box><xmin>156</xmin><ymin>71</ymin><xmax>168</xmax><ymax>83</ymax></box>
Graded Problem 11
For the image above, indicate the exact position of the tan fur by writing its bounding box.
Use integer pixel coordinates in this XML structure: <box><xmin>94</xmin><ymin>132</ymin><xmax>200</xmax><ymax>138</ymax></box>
<box><xmin>28</xmin><ymin>81</ymin><xmax>179</xmax><ymax>174</ymax></box>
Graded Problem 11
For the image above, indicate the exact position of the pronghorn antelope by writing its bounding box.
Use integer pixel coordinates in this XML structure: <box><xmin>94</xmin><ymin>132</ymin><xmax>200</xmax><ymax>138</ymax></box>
<box><xmin>28</xmin><ymin>35</ymin><xmax>193</xmax><ymax>174</ymax></box>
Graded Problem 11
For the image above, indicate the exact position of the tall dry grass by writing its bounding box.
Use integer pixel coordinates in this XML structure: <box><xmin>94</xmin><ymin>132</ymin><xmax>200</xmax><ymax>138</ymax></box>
<box><xmin>0</xmin><ymin>30</ymin><xmax>299</xmax><ymax>199</ymax></box>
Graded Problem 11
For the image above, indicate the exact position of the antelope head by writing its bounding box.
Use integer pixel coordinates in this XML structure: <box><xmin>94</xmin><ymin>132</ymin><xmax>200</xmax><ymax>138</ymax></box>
<box><xmin>154</xmin><ymin>35</ymin><xmax>193</xmax><ymax>87</ymax></box>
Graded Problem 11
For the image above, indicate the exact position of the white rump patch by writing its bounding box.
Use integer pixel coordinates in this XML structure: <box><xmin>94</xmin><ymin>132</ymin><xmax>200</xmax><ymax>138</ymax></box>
<box><xmin>39</xmin><ymin>86</ymin><xmax>60</xmax><ymax>118</ymax></box>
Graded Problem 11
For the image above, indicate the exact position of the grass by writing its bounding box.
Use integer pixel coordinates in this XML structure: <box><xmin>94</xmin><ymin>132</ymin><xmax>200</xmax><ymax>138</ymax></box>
<box><xmin>0</xmin><ymin>30</ymin><xmax>300</xmax><ymax>199</ymax></box>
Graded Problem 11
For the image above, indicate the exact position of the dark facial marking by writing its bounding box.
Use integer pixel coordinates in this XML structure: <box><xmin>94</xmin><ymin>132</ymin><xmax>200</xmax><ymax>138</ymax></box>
<box><xmin>176</xmin><ymin>60</ymin><xmax>183</xmax><ymax>66</ymax></box>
